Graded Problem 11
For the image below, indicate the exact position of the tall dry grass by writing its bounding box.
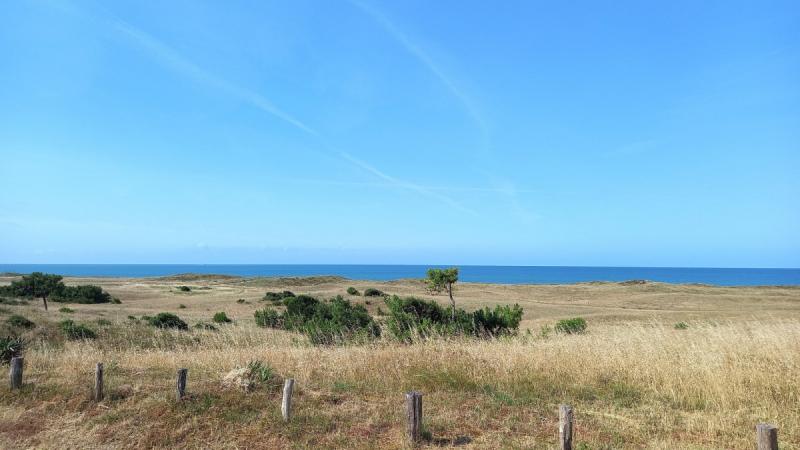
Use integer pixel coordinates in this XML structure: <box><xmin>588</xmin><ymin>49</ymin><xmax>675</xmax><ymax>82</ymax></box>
<box><xmin>4</xmin><ymin>319</ymin><xmax>799</xmax><ymax>449</ymax></box>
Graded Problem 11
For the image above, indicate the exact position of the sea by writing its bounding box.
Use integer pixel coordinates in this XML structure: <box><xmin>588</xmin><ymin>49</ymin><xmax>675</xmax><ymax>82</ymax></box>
<box><xmin>1</xmin><ymin>264</ymin><xmax>799</xmax><ymax>286</ymax></box>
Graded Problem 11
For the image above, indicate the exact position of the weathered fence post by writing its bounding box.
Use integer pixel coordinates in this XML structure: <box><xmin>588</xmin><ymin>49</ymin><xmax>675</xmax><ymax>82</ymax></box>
<box><xmin>405</xmin><ymin>391</ymin><xmax>423</xmax><ymax>444</ymax></box>
<box><xmin>9</xmin><ymin>357</ymin><xmax>23</xmax><ymax>390</ymax></box>
<box><xmin>559</xmin><ymin>404</ymin><xmax>574</xmax><ymax>450</ymax></box>
<box><xmin>756</xmin><ymin>423</ymin><xmax>778</xmax><ymax>450</ymax></box>
<box><xmin>94</xmin><ymin>362</ymin><xmax>104</xmax><ymax>401</ymax></box>
<box><xmin>176</xmin><ymin>368</ymin><xmax>188</xmax><ymax>401</ymax></box>
<box><xmin>282</xmin><ymin>378</ymin><xmax>295</xmax><ymax>421</ymax></box>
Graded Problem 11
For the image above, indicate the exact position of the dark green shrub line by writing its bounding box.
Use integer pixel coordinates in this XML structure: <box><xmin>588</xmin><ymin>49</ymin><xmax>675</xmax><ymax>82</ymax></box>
<box><xmin>262</xmin><ymin>291</ymin><xmax>295</xmax><ymax>304</ymax></box>
<box><xmin>0</xmin><ymin>273</ymin><xmax>115</xmax><ymax>306</ymax></box>
<box><xmin>363</xmin><ymin>288</ymin><xmax>385</xmax><ymax>297</ymax></box>
<box><xmin>346</xmin><ymin>287</ymin><xmax>360</xmax><ymax>296</ymax></box>
<box><xmin>213</xmin><ymin>312</ymin><xmax>232</xmax><ymax>324</ymax></box>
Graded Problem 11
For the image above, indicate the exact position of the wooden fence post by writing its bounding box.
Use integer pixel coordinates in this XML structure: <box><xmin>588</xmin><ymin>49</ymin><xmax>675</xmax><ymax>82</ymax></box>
<box><xmin>282</xmin><ymin>378</ymin><xmax>295</xmax><ymax>421</ymax></box>
<box><xmin>176</xmin><ymin>368</ymin><xmax>188</xmax><ymax>401</ymax></box>
<box><xmin>9</xmin><ymin>357</ymin><xmax>23</xmax><ymax>390</ymax></box>
<box><xmin>559</xmin><ymin>404</ymin><xmax>574</xmax><ymax>450</ymax></box>
<box><xmin>405</xmin><ymin>391</ymin><xmax>423</xmax><ymax>444</ymax></box>
<box><xmin>94</xmin><ymin>362</ymin><xmax>104</xmax><ymax>402</ymax></box>
<box><xmin>756</xmin><ymin>423</ymin><xmax>778</xmax><ymax>450</ymax></box>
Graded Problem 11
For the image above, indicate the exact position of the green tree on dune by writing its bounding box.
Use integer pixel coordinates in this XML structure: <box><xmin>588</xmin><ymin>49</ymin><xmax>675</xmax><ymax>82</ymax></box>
<box><xmin>426</xmin><ymin>267</ymin><xmax>459</xmax><ymax>320</ymax></box>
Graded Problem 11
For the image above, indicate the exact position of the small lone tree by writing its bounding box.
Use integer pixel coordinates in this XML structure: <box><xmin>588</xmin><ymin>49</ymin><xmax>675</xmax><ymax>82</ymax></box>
<box><xmin>426</xmin><ymin>267</ymin><xmax>459</xmax><ymax>320</ymax></box>
<box><xmin>8</xmin><ymin>272</ymin><xmax>65</xmax><ymax>311</ymax></box>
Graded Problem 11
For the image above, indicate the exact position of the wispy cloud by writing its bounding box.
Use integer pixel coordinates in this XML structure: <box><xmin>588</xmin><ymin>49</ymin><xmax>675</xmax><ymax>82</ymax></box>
<box><xmin>339</xmin><ymin>152</ymin><xmax>478</xmax><ymax>215</ymax></box>
<box><xmin>349</xmin><ymin>0</ymin><xmax>490</xmax><ymax>146</ymax></box>
<box><xmin>109</xmin><ymin>19</ymin><xmax>319</xmax><ymax>136</ymax></box>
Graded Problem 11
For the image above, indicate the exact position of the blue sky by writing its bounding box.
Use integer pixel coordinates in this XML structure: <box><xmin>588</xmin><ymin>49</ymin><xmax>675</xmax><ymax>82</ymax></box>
<box><xmin>1</xmin><ymin>0</ymin><xmax>798</xmax><ymax>267</ymax></box>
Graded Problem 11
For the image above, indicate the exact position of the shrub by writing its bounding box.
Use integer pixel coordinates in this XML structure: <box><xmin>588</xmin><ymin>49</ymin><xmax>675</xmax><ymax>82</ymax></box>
<box><xmin>111</xmin><ymin>297</ymin><xmax>122</xmax><ymax>304</ymax></box>
<box><xmin>60</xmin><ymin>320</ymin><xmax>97</xmax><ymax>339</ymax></box>
<box><xmin>674</xmin><ymin>322</ymin><xmax>689</xmax><ymax>330</ymax></box>
<box><xmin>148</xmin><ymin>313</ymin><xmax>188</xmax><ymax>330</ymax></box>
<box><xmin>472</xmin><ymin>304</ymin><xmax>524</xmax><ymax>337</ymax></box>
<box><xmin>254</xmin><ymin>308</ymin><xmax>282</xmax><ymax>328</ymax></box>
<box><xmin>213</xmin><ymin>312</ymin><xmax>232</xmax><ymax>324</ymax></box>
<box><xmin>52</xmin><ymin>285</ymin><xmax>113</xmax><ymax>304</ymax></box>
<box><xmin>127</xmin><ymin>315</ymin><xmax>138</xmax><ymax>322</ymax></box>
<box><xmin>7</xmin><ymin>314</ymin><xmax>35</xmax><ymax>329</ymax></box>
<box><xmin>363</xmin><ymin>288</ymin><xmax>385</xmax><ymax>297</ymax></box>
<box><xmin>96</xmin><ymin>319</ymin><xmax>112</xmax><ymax>326</ymax></box>
<box><xmin>555</xmin><ymin>317</ymin><xmax>587</xmax><ymax>334</ymax></box>
<box><xmin>178</xmin><ymin>286</ymin><xmax>191</xmax><ymax>292</ymax></box>
<box><xmin>0</xmin><ymin>336</ymin><xmax>23</xmax><ymax>364</ymax></box>
<box><xmin>178</xmin><ymin>304</ymin><xmax>187</xmax><ymax>309</ymax></box>
<box><xmin>193</xmin><ymin>322</ymin><xmax>218</xmax><ymax>331</ymax></box>
<box><xmin>346</xmin><ymin>287</ymin><xmax>360</xmax><ymax>296</ymax></box>
<box><xmin>236</xmin><ymin>298</ymin><xmax>246</xmax><ymax>304</ymax></box>
<box><xmin>247</xmin><ymin>360</ymin><xmax>275</xmax><ymax>384</ymax></box>
<box><xmin>59</xmin><ymin>307</ymin><xmax>75</xmax><ymax>313</ymax></box>
<box><xmin>263</xmin><ymin>290</ymin><xmax>295</xmax><ymax>303</ymax></box>
<box><xmin>283</xmin><ymin>295</ymin><xmax>321</xmax><ymax>319</ymax></box>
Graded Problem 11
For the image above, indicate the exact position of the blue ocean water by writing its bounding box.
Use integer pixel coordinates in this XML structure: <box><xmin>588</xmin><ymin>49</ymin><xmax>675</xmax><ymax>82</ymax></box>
<box><xmin>0</xmin><ymin>264</ymin><xmax>798</xmax><ymax>286</ymax></box>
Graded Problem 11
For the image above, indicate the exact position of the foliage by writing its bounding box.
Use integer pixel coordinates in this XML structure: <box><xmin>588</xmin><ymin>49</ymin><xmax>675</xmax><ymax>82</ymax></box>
<box><xmin>111</xmin><ymin>297</ymin><xmax>122</xmax><ymax>304</ymax></box>
<box><xmin>178</xmin><ymin>286</ymin><xmax>192</xmax><ymax>292</ymax></box>
<box><xmin>0</xmin><ymin>336</ymin><xmax>23</xmax><ymax>364</ymax></box>
<box><xmin>60</xmin><ymin>320</ymin><xmax>97</xmax><ymax>340</ymax></box>
<box><xmin>178</xmin><ymin>304</ymin><xmax>187</xmax><ymax>309</ymax></box>
<box><xmin>263</xmin><ymin>290</ymin><xmax>295</xmax><ymax>304</ymax></box>
<box><xmin>247</xmin><ymin>360</ymin><xmax>275</xmax><ymax>384</ymax></box>
<box><xmin>674</xmin><ymin>322</ymin><xmax>689</xmax><ymax>330</ymax></box>
<box><xmin>346</xmin><ymin>287</ymin><xmax>360</xmax><ymax>296</ymax></box>
<box><xmin>426</xmin><ymin>268</ymin><xmax>459</xmax><ymax>293</ymax></box>
<box><xmin>52</xmin><ymin>285</ymin><xmax>113</xmax><ymax>304</ymax></box>
<box><xmin>555</xmin><ymin>317</ymin><xmax>587</xmax><ymax>334</ymax></box>
<box><xmin>213</xmin><ymin>312</ymin><xmax>232</xmax><ymax>324</ymax></box>
<box><xmin>363</xmin><ymin>288</ymin><xmax>385</xmax><ymax>297</ymax></box>
<box><xmin>193</xmin><ymin>322</ymin><xmax>218</xmax><ymax>331</ymax></box>
<box><xmin>3</xmin><ymin>272</ymin><xmax>64</xmax><ymax>310</ymax></box>
<box><xmin>255</xmin><ymin>295</ymin><xmax>380</xmax><ymax>345</ymax></box>
<box><xmin>59</xmin><ymin>307</ymin><xmax>75</xmax><ymax>313</ymax></box>
<box><xmin>96</xmin><ymin>318</ymin><xmax>112</xmax><ymax>326</ymax></box>
<box><xmin>236</xmin><ymin>298</ymin><xmax>246</xmax><ymax>304</ymax></box>
<box><xmin>147</xmin><ymin>312</ymin><xmax>188</xmax><ymax>330</ymax></box>
<box><xmin>383</xmin><ymin>296</ymin><xmax>523</xmax><ymax>341</ymax></box>
<box><xmin>254</xmin><ymin>308</ymin><xmax>282</xmax><ymax>328</ymax></box>
<box><xmin>7</xmin><ymin>314</ymin><xmax>35</xmax><ymax>329</ymax></box>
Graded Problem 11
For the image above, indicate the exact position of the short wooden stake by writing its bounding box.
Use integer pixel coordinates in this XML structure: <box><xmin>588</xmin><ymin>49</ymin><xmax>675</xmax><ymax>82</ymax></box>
<box><xmin>282</xmin><ymin>378</ymin><xmax>295</xmax><ymax>421</ymax></box>
<box><xmin>756</xmin><ymin>423</ymin><xmax>778</xmax><ymax>450</ymax></box>
<box><xmin>559</xmin><ymin>404</ymin><xmax>574</xmax><ymax>450</ymax></box>
<box><xmin>176</xmin><ymin>368</ymin><xmax>188</xmax><ymax>401</ymax></box>
<box><xmin>9</xmin><ymin>357</ymin><xmax>23</xmax><ymax>390</ymax></box>
<box><xmin>405</xmin><ymin>391</ymin><xmax>423</xmax><ymax>444</ymax></box>
<box><xmin>94</xmin><ymin>362</ymin><xmax>104</xmax><ymax>402</ymax></box>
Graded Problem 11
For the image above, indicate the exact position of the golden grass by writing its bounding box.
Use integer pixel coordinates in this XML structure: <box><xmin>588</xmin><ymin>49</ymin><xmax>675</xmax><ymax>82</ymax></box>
<box><xmin>2</xmin><ymin>318</ymin><xmax>798</xmax><ymax>449</ymax></box>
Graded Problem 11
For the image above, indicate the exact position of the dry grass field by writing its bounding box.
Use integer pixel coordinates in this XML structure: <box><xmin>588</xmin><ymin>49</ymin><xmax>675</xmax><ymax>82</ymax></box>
<box><xmin>1</xmin><ymin>275</ymin><xmax>799</xmax><ymax>449</ymax></box>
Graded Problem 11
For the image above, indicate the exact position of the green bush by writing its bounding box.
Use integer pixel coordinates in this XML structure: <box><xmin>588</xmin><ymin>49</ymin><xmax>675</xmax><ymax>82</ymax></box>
<box><xmin>263</xmin><ymin>291</ymin><xmax>295</xmax><ymax>303</ymax></box>
<box><xmin>59</xmin><ymin>307</ymin><xmax>75</xmax><ymax>314</ymax></box>
<box><xmin>254</xmin><ymin>308</ymin><xmax>282</xmax><ymax>328</ymax></box>
<box><xmin>60</xmin><ymin>320</ymin><xmax>97</xmax><ymax>339</ymax></box>
<box><xmin>213</xmin><ymin>312</ymin><xmax>232</xmax><ymax>324</ymax></box>
<box><xmin>148</xmin><ymin>313</ymin><xmax>188</xmax><ymax>330</ymax></box>
<box><xmin>6</xmin><ymin>314</ymin><xmax>35</xmax><ymax>329</ymax></box>
<box><xmin>674</xmin><ymin>322</ymin><xmax>689</xmax><ymax>330</ymax></box>
<box><xmin>52</xmin><ymin>285</ymin><xmax>112</xmax><ymax>304</ymax></box>
<box><xmin>247</xmin><ymin>360</ymin><xmax>275</xmax><ymax>384</ymax></box>
<box><xmin>346</xmin><ymin>287</ymin><xmax>360</xmax><ymax>296</ymax></box>
<box><xmin>178</xmin><ymin>304</ymin><xmax>187</xmax><ymax>309</ymax></box>
<box><xmin>383</xmin><ymin>296</ymin><xmax>523</xmax><ymax>341</ymax></box>
<box><xmin>0</xmin><ymin>336</ymin><xmax>23</xmax><ymax>364</ymax></box>
<box><xmin>363</xmin><ymin>288</ymin><xmax>385</xmax><ymax>297</ymax></box>
<box><xmin>236</xmin><ymin>298</ymin><xmax>246</xmax><ymax>304</ymax></box>
<box><xmin>555</xmin><ymin>317</ymin><xmax>587</xmax><ymax>334</ymax></box>
<box><xmin>178</xmin><ymin>286</ymin><xmax>191</xmax><ymax>292</ymax></box>
<box><xmin>111</xmin><ymin>297</ymin><xmax>122</xmax><ymax>304</ymax></box>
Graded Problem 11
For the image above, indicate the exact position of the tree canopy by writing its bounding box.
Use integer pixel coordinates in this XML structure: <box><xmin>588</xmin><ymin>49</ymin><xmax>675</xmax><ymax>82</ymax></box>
<box><xmin>426</xmin><ymin>267</ymin><xmax>459</xmax><ymax>319</ymax></box>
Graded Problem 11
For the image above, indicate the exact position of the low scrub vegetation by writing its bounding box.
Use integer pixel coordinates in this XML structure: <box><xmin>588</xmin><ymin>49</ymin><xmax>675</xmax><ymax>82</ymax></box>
<box><xmin>6</xmin><ymin>314</ymin><xmax>35</xmax><ymax>329</ymax></box>
<box><xmin>0</xmin><ymin>272</ymin><xmax>114</xmax><ymax>308</ymax></box>
<box><xmin>346</xmin><ymin>287</ymin><xmax>360</xmax><ymax>296</ymax></box>
<box><xmin>0</xmin><ymin>336</ymin><xmax>23</xmax><ymax>364</ymax></box>
<box><xmin>255</xmin><ymin>294</ymin><xmax>379</xmax><ymax>345</ymax></box>
<box><xmin>147</xmin><ymin>312</ymin><xmax>188</xmax><ymax>330</ymax></box>
<box><xmin>59</xmin><ymin>320</ymin><xmax>97</xmax><ymax>340</ymax></box>
<box><xmin>384</xmin><ymin>296</ymin><xmax>523</xmax><ymax>341</ymax></box>
<box><xmin>213</xmin><ymin>312</ymin><xmax>232</xmax><ymax>324</ymax></box>
<box><xmin>59</xmin><ymin>307</ymin><xmax>75</xmax><ymax>313</ymax></box>
<box><xmin>262</xmin><ymin>290</ymin><xmax>295</xmax><ymax>304</ymax></box>
<box><xmin>363</xmin><ymin>288</ymin><xmax>385</xmax><ymax>297</ymax></box>
<box><xmin>555</xmin><ymin>317</ymin><xmax>588</xmax><ymax>334</ymax></box>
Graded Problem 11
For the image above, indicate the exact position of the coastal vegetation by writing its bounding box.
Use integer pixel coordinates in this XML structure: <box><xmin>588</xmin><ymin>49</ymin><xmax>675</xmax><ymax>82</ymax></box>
<box><xmin>0</xmin><ymin>273</ymin><xmax>798</xmax><ymax>448</ymax></box>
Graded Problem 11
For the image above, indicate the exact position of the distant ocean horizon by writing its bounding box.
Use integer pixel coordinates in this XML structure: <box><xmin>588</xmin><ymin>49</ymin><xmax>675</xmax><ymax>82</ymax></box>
<box><xmin>1</xmin><ymin>264</ymin><xmax>799</xmax><ymax>286</ymax></box>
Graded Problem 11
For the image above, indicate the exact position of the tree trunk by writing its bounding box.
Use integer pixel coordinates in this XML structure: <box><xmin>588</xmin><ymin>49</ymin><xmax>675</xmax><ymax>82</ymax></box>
<box><xmin>42</xmin><ymin>296</ymin><xmax>48</xmax><ymax>311</ymax></box>
<box><xmin>448</xmin><ymin>283</ymin><xmax>455</xmax><ymax>320</ymax></box>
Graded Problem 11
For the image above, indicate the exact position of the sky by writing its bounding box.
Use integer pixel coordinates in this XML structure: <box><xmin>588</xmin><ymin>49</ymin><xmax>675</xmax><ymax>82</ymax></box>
<box><xmin>0</xmin><ymin>0</ymin><xmax>798</xmax><ymax>267</ymax></box>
